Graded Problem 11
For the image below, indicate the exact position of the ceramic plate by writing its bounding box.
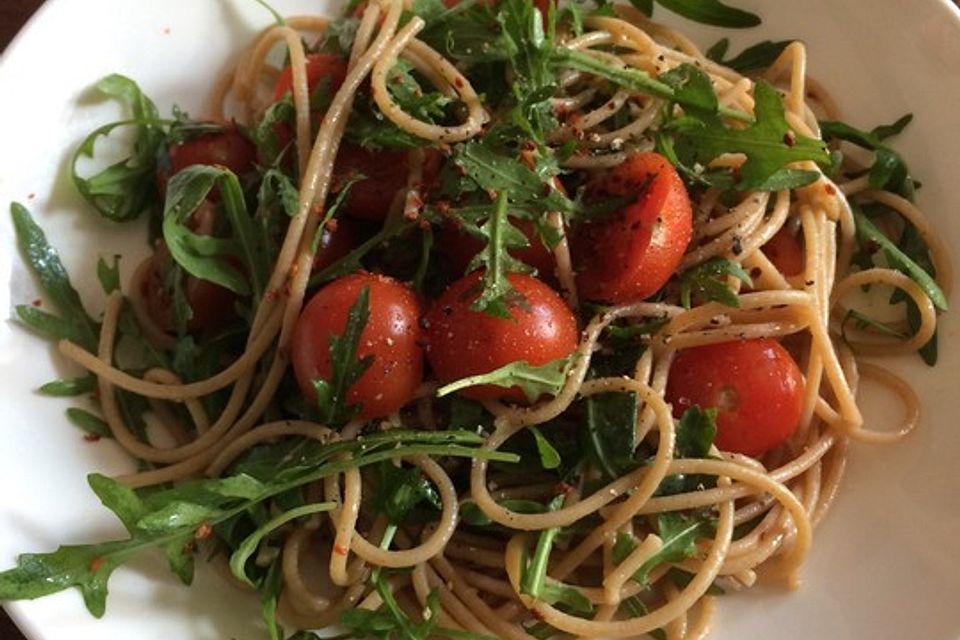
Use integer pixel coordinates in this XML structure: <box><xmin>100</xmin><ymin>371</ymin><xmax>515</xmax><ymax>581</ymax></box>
<box><xmin>1</xmin><ymin>1</ymin><xmax>959</xmax><ymax>639</ymax></box>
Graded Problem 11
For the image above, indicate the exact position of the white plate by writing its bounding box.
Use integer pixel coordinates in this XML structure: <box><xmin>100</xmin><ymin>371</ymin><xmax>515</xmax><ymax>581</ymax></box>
<box><xmin>1</xmin><ymin>1</ymin><xmax>959</xmax><ymax>639</ymax></box>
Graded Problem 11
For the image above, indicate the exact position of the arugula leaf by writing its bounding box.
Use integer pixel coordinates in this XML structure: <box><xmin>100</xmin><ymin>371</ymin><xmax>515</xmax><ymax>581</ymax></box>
<box><xmin>436</xmin><ymin>356</ymin><xmax>571</xmax><ymax>402</ymax></box>
<box><xmin>229</xmin><ymin>502</ymin><xmax>335</xmax><ymax>586</ymax></box>
<box><xmin>675</xmin><ymin>406</ymin><xmax>718</xmax><ymax>458</ymax></box>
<box><xmin>11</xmin><ymin>203</ymin><xmax>100</xmax><ymax>351</ymax></box>
<box><xmin>853</xmin><ymin>209</ymin><xmax>946</xmax><ymax>311</ymax></box>
<box><xmin>459</xmin><ymin>498</ymin><xmax>548</xmax><ymax>527</ymax></box>
<box><xmin>252</xmin><ymin>0</ymin><xmax>286</xmax><ymax>26</ymax></box>
<box><xmin>669</xmin><ymin>80</ymin><xmax>832</xmax><ymax>190</ymax></box>
<box><xmin>38</xmin><ymin>375</ymin><xmax>96</xmax><ymax>397</ymax></box>
<box><xmin>530</xmin><ymin>426</ymin><xmax>562</xmax><ymax>470</ymax></box>
<box><xmin>65</xmin><ymin>408</ymin><xmax>112</xmax><ymax>439</ymax></box>
<box><xmin>841</xmin><ymin>309</ymin><xmax>907</xmax><ymax>343</ymax></box>
<box><xmin>0</xmin><ymin>430</ymin><xmax>516</xmax><ymax>617</ymax></box>
<box><xmin>820</xmin><ymin>115</ymin><xmax>915</xmax><ymax>198</ymax></box>
<box><xmin>612</xmin><ymin>512</ymin><xmax>716</xmax><ymax>586</ymax></box>
<box><xmin>618</xmin><ymin>596</ymin><xmax>667</xmax><ymax>640</ymax></box>
<box><xmin>705</xmin><ymin>38</ymin><xmax>792</xmax><ymax>73</ymax></box>
<box><xmin>253</xmin><ymin>97</ymin><xmax>297</xmax><ymax>168</ymax></box>
<box><xmin>679</xmin><ymin>257</ymin><xmax>753</xmax><ymax>309</ymax></box>
<box><xmin>373</xmin><ymin>461</ymin><xmax>442</xmax><ymax>524</ymax></box>
<box><xmin>72</xmin><ymin>75</ymin><xmax>167</xmax><ymax>222</ymax></box>
<box><xmin>311</xmin><ymin>217</ymin><xmax>418</xmax><ymax>286</ymax></box>
<box><xmin>97</xmin><ymin>255</ymin><xmax>121</xmax><ymax>294</ymax></box>
<box><xmin>585</xmin><ymin>392</ymin><xmax>638</xmax><ymax>480</ymax></box>
<box><xmin>162</xmin><ymin>165</ymin><xmax>269</xmax><ymax>299</ymax></box>
<box><xmin>652</xmin><ymin>0</ymin><xmax>760</xmax><ymax>27</ymax></box>
<box><xmin>312</xmin><ymin>286</ymin><xmax>374</xmax><ymax>426</ymax></box>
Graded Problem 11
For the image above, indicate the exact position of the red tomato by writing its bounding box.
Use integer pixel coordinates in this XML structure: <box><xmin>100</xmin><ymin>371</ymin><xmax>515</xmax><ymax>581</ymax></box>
<box><xmin>762</xmin><ymin>227</ymin><xmax>805</xmax><ymax>277</ymax></box>
<box><xmin>437</xmin><ymin>217</ymin><xmax>555</xmax><ymax>278</ymax></box>
<box><xmin>333</xmin><ymin>145</ymin><xmax>445</xmax><ymax>220</ymax></box>
<box><xmin>291</xmin><ymin>273</ymin><xmax>424</xmax><ymax>420</ymax></box>
<box><xmin>141</xmin><ymin>249</ymin><xmax>237</xmax><ymax>334</ymax></box>
<box><xmin>665</xmin><ymin>338</ymin><xmax>805</xmax><ymax>457</ymax></box>
<box><xmin>312</xmin><ymin>218</ymin><xmax>357</xmax><ymax>274</ymax></box>
<box><xmin>159</xmin><ymin>126</ymin><xmax>257</xmax><ymax>196</ymax></box>
<box><xmin>272</xmin><ymin>53</ymin><xmax>348</xmax><ymax>103</ymax></box>
<box><xmin>572</xmin><ymin>152</ymin><xmax>693</xmax><ymax>303</ymax></box>
<box><xmin>424</xmin><ymin>272</ymin><xmax>578</xmax><ymax>402</ymax></box>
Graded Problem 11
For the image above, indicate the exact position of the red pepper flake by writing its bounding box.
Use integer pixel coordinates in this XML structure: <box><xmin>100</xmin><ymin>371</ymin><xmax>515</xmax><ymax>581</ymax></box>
<box><xmin>83</xmin><ymin>433</ymin><xmax>102</xmax><ymax>443</ymax></box>
<box><xmin>195</xmin><ymin>522</ymin><xmax>213</xmax><ymax>541</ymax></box>
<box><xmin>553</xmin><ymin>481</ymin><xmax>573</xmax><ymax>495</ymax></box>
<box><xmin>454</xmin><ymin>77</ymin><xmax>464</xmax><ymax>89</ymax></box>
<box><xmin>333</xmin><ymin>543</ymin><xmax>349</xmax><ymax>556</ymax></box>
<box><xmin>31</xmin><ymin>298</ymin><xmax>42</xmax><ymax>307</ymax></box>
<box><xmin>182</xmin><ymin>540</ymin><xmax>197</xmax><ymax>555</ymax></box>
<box><xmin>824</xmin><ymin>183</ymin><xmax>836</xmax><ymax>195</ymax></box>
<box><xmin>531</xmin><ymin>608</ymin><xmax>545</xmax><ymax>621</ymax></box>
<box><xmin>27</xmin><ymin>193</ymin><xmax>36</xmax><ymax>201</ymax></box>
<box><xmin>89</xmin><ymin>557</ymin><xmax>104</xmax><ymax>572</ymax></box>
<box><xmin>325</xmin><ymin>218</ymin><xmax>339</xmax><ymax>232</ymax></box>
<box><xmin>783</xmin><ymin>132</ymin><xmax>796</xmax><ymax>147</ymax></box>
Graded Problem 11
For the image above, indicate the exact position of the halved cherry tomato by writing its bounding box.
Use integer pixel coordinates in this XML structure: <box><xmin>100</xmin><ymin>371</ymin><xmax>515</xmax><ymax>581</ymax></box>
<box><xmin>762</xmin><ymin>227</ymin><xmax>805</xmax><ymax>277</ymax></box>
<box><xmin>272</xmin><ymin>53</ymin><xmax>348</xmax><ymax>103</ymax></box>
<box><xmin>665</xmin><ymin>338</ymin><xmax>805</xmax><ymax>457</ymax></box>
<box><xmin>312</xmin><ymin>218</ymin><xmax>357</xmax><ymax>274</ymax></box>
<box><xmin>572</xmin><ymin>152</ymin><xmax>693</xmax><ymax>303</ymax></box>
<box><xmin>291</xmin><ymin>273</ymin><xmax>424</xmax><ymax>420</ymax></box>
<box><xmin>424</xmin><ymin>271</ymin><xmax>578</xmax><ymax>402</ymax></box>
<box><xmin>158</xmin><ymin>126</ymin><xmax>257</xmax><ymax>196</ymax></box>
<box><xmin>437</xmin><ymin>217</ymin><xmax>555</xmax><ymax>278</ymax></box>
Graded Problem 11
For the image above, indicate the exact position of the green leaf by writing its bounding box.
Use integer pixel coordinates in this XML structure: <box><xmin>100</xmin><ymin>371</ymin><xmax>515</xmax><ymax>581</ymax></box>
<box><xmin>585</xmin><ymin>392</ymin><xmax>638</xmax><ymax>480</ymax></box>
<box><xmin>530</xmin><ymin>426</ymin><xmax>562</xmax><ymax>470</ymax></box>
<box><xmin>459</xmin><ymin>498</ymin><xmax>547</xmax><ymax>527</ymax></box>
<box><xmin>66</xmin><ymin>408</ymin><xmax>112</xmax><ymax>438</ymax></box>
<box><xmin>659</xmin><ymin>63</ymin><xmax>719</xmax><ymax>118</ymax></box>
<box><xmin>38</xmin><ymin>375</ymin><xmax>96</xmax><ymax>397</ymax></box>
<box><xmin>679</xmin><ymin>257</ymin><xmax>753</xmax><ymax>309</ymax></box>
<box><xmin>706</xmin><ymin>39</ymin><xmax>791</xmax><ymax>73</ymax></box>
<box><xmin>820</xmin><ymin>116</ymin><xmax>915</xmax><ymax>199</ymax></box>
<box><xmin>373</xmin><ymin>461</ymin><xmax>442</xmax><ymax>524</ymax></box>
<box><xmin>11</xmin><ymin>203</ymin><xmax>99</xmax><ymax>350</ymax></box>
<box><xmin>162</xmin><ymin>165</ymin><xmax>269</xmax><ymax>299</ymax></box>
<box><xmin>841</xmin><ymin>309</ymin><xmax>907</xmax><ymax>341</ymax></box>
<box><xmin>97</xmin><ymin>255</ymin><xmax>121</xmax><ymax>294</ymax></box>
<box><xmin>675</xmin><ymin>406</ymin><xmax>718</xmax><ymax>459</ymax></box>
<box><xmin>853</xmin><ymin>209</ymin><xmax>946</xmax><ymax>311</ymax></box>
<box><xmin>630</xmin><ymin>0</ymin><xmax>654</xmax><ymax>15</ymax></box>
<box><xmin>618</xmin><ymin>596</ymin><xmax>667</xmax><ymax>640</ymax></box>
<box><xmin>312</xmin><ymin>285</ymin><xmax>374</xmax><ymax>425</ymax></box>
<box><xmin>653</xmin><ymin>0</ymin><xmax>760</xmax><ymax>27</ymax></box>
<box><xmin>71</xmin><ymin>75</ymin><xmax>167</xmax><ymax>222</ymax></box>
<box><xmin>612</xmin><ymin>512</ymin><xmax>716</xmax><ymax>586</ymax></box>
<box><xmin>229</xmin><ymin>503</ymin><xmax>334</xmax><ymax>586</ymax></box>
<box><xmin>671</xmin><ymin>80</ymin><xmax>832</xmax><ymax>190</ymax></box>
<box><xmin>436</xmin><ymin>356</ymin><xmax>571</xmax><ymax>402</ymax></box>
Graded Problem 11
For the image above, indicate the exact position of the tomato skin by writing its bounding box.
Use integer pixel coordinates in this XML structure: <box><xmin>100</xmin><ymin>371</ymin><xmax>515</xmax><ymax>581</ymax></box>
<box><xmin>159</xmin><ymin>126</ymin><xmax>257</xmax><ymax>196</ymax></box>
<box><xmin>665</xmin><ymin>338</ymin><xmax>805</xmax><ymax>457</ymax></box>
<box><xmin>312</xmin><ymin>218</ymin><xmax>357</xmax><ymax>274</ymax></box>
<box><xmin>762</xmin><ymin>227</ymin><xmax>805</xmax><ymax>277</ymax></box>
<box><xmin>272</xmin><ymin>53</ymin><xmax>348</xmax><ymax>103</ymax></box>
<box><xmin>333</xmin><ymin>146</ymin><xmax>442</xmax><ymax>220</ymax></box>
<box><xmin>437</xmin><ymin>217</ymin><xmax>555</xmax><ymax>278</ymax></box>
<box><xmin>424</xmin><ymin>272</ymin><xmax>579</xmax><ymax>402</ymax></box>
<box><xmin>291</xmin><ymin>273</ymin><xmax>424</xmax><ymax>420</ymax></box>
<box><xmin>572</xmin><ymin>152</ymin><xmax>693</xmax><ymax>303</ymax></box>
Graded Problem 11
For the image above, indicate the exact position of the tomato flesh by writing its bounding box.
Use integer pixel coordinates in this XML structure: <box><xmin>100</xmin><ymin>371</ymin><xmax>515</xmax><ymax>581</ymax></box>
<box><xmin>573</xmin><ymin>152</ymin><xmax>693</xmax><ymax>303</ymax></box>
<box><xmin>762</xmin><ymin>227</ymin><xmax>805</xmax><ymax>277</ymax></box>
<box><xmin>291</xmin><ymin>273</ymin><xmax>424</xmax><ymax>420</ymax></box>
<box><xmin>665</xmin><ymin>338</ymin><xmax>805</xmax><ymax>457</ymax></box>
<box><xmin>424</xmin><ymin>272</ymin><xmax>578</xmax><ymax>402</ymax></box>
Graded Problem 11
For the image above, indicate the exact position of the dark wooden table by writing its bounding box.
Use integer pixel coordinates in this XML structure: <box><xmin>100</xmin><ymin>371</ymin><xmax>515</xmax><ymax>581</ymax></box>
<box><xmin>0</xmin><ymin>9</ymin><xmax>43</xmax><ymax>640</ymax></box>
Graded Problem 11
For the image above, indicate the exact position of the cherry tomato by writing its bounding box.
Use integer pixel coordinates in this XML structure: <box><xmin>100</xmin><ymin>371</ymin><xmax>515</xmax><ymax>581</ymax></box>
<box><xmin>437</xmin><ymin>217</ymin><xmax>555</xmax><ymax>278</ymax></box>
<box><xmin>291</xmin><ymin>273</ymin><xmax>424</xmax><ymax>420</ymax></box>
<box><xmin>762</xmin><ymin>227</ymin><xmax>805</xmax><ymax>277</ymax></box>
<box><xmin>272</xmin><ymin>53</ymin><xmax>348</xmax><ymax>103</ymax></box>
<box><xmin>665</xmin><ymin>338</ymin><xmax>805</xmax><ymax>457</ymax></box>
<box><xmin>424</xmin><ymin>271</ymin><xmax>578</xmax><ymax>402</ymax></box>
<box><xmin>158</xmin><ymin>126</ymin><xmax>257</xmax><ymax>196</ymax></box>
<box><xmin>334</xmin><ymin>145</ymin><xmax>446</xmax><ymax>220</ymax></box>
<box><xmin>572</xmin><ymin>152</ymin><xmax>693</xmax><ymax>303</ymax></box>
<box><xmin>312</xmin><ymin>218</ymin><xmax>357</xmax><ymax>274</ymax></box>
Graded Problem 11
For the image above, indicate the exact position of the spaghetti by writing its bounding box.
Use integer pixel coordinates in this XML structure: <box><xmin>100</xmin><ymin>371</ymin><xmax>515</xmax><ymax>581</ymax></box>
<box><xmin>0</xmin><ymin>1</ymin><xmax>949</xmax><ymax>639</ymax></box>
